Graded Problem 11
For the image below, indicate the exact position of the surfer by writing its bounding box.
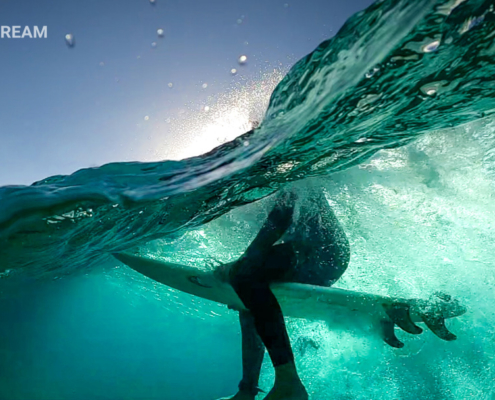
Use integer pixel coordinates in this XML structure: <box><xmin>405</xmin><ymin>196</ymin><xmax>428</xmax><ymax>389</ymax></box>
<box><xmin>216</xmin><ymin>185</ymin><xmax>350</xmax><ymax>400</ymax></box>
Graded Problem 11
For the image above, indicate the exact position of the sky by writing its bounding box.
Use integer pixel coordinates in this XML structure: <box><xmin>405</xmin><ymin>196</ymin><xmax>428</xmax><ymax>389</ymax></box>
<box><xmin>0</xmin><ymin>0</ymin><xmax>373</xmax><ymax>186</ymax></box>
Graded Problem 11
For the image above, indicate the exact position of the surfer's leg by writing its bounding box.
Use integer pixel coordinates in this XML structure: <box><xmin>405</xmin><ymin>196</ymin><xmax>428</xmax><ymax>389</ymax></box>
<box><xmin>238</xmin><ymin>310</ymin><xmax>265</xmax><ymax>397</ymax></box>
<box><xmin>233</xmin><ymin>276</ymin><xmax>294</xmax><ymax>366</ymax></box>
<box><xmin>232</xmin><ymin>276</ymin><xmax>308</xmax><ymax>400</ymax></box>
<box><xmin>218</xmin><ymin>311</ymin><xmax>264</xmax><ymax>400</ymax></box>
<box><xmin>230</xmin><ymin>189</ymin><xmax>308</xmax><ymax>400</ymax></box>
<box><xmin>230</xmin><ymin>189</ymin><xmax>298</xmax><ymax>369</ymax></box>
<box><xmin>231</xmin><ymin>241</ymin><xmax>308</xmax><ymax>400</ymax></box>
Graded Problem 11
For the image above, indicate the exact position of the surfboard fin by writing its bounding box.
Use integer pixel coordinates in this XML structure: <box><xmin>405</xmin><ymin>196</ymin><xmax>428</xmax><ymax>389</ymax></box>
<box><xmin>380</xmin><ymin>319</ymin><xmax>404</xmax><ymax>348</ymax></box>
<box><xmin>383</xmin><ymin>302</ymin><xmax>423</xmax><ymax>335</ymax></box>
<box><xmin>420</xmin><ymin>314</ymin><xmax>457</xmax><ymax>341</ymax></box>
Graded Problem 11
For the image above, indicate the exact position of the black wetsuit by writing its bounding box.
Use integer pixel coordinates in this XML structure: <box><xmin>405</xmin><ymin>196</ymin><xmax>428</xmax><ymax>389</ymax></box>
<box><xmin>230</xmin><ymin>187</ymin><xmax>350</xmax><ymax>395</ymax></box>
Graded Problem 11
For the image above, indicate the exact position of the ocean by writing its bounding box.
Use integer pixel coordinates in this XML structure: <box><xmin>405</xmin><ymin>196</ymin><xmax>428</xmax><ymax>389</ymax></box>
<box><xmin>1</xmin><ymin>0</ymin><xmax>494</xmax><ymax>399</ymax></box>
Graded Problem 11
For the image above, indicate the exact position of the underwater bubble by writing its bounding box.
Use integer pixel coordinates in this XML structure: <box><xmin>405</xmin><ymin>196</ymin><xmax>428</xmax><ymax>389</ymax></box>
<box><xmin>99</xmin><ymin>61</ymin><xmax>105</xmax><ymax>67</ymax></box>
<box><xmin>231</xmin><ymin>68</ymin><xmax>238</xmax><ymax>75</ymax></box>
<box><xmin>202</xmin><ymin>83</ymin><xmax>208</xmax><ymax>89</ymax></box>
<box><xmin>157</xmin><ymin>28</ymin><xmax>164</xmax><ymax>38</ymax></box>
<box><xmin>243</xmin><ymin>141</ymin><xmax>250</xmax><ymax>146</ymax></box>
<box><xmin>420</xmin><ymin>81</ymin><xmax>446</xmax><ymax>96</ymax></box>
<box><xmin>468</xmin><ymin>15</ymin><xmax>485</xmax><ymax>30</ymax></box>
<box><xmin>284</xmin><ymin>3</ymin><xmax>289</xmax><ymax>7</ymax></box>
<box><xmin>144</xmin><ymin>116</ymin><xmax>150</xmax><ymax>121</ymax></box>
<box><xmin>422</xmin><ymin>40</ymin><xmax>440</xmax><ymax>53</ymax></box>
<box><xmin>237</xmin><ymin>19</ymin><xmax>243</xmax><ymax>24</ymax></box>
<box><xmin>151</xmin><ymin>41</ymin><xmax>157</xmax><ymax>48</ymax></box>
<box><xmin>149</xmin><ymin>0</ymin><xmax>156</xmax><ymax>4</ymax></box>
<box><xmin>365</xmin><ymin>66</ymin><xmax>380</xmax><ymax>78</ymax></box>
<box><xmin>65</xmin><ymin>33</ymin><xmax>75</xmax><ymax>47</ymax></box>
<box><xmin>238</xmin><ymin>55</ymin><xmax>248</xmax><ymax>65</ymax></box>
<box><xmin>0</xmin><ymin>269</ymin><xmax>12</xmax><ymax>278</ymax></box>
<box><xmin>204</xmin><ymin>106</ymin><xmax>210</xmax><ymax>112</ymax></box>
<box><xmin>460</xmin><ymin>15</ymin><xmax>485</xmax><ymax>34</ymax></box>
<box><xmin>168</xmin><ymin>82</ymin><xmax>173</xmax><ymax>88</ymax></box>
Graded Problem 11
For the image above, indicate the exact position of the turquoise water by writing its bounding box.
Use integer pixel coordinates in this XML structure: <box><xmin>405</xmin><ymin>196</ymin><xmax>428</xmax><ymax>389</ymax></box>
<box><xmin>1</xmin><ymin>0</ymin><xmax>495</xmax><ymax>399</ymax></box>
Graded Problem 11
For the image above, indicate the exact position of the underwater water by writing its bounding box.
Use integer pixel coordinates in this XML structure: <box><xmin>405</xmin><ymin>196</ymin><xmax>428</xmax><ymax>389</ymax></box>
<box><xmin>1</xmin><ymin>0</ymin><xmax>495</xmax><ymax>399</ymax></box>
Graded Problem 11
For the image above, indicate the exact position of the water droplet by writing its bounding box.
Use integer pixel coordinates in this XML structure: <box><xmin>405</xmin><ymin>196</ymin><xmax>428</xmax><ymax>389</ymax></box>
<box><xmin>65</xmin><ymin>33</ymin><xmax>75</xmax><ymax>47</ymax></box>
<box><xmin>151</xmin><ymin>41</ymin><xmax>157</xmax><ymax>48</ymax></box>
<box><xmin>99</xmin><ymin>61</ymin><xmax>105</xmax><ymax>67</ymax></box>
<box><xmin>157</xmin><ymin>28</ymin><xmax>164</xmax><ymax>38</ymax></box>
<box><xmin>237</xmin><ymin>19</ymin><xmax>243</xmax><ymax>24</ymax></box>
<box><xmin>244</xmin><ymin>41</ymin><xmax>249</xmax><ymax>46</ymax></box>
<box><xmin>422</xmin><ymin>40</ymin><xmax>440</xmax><ymax>53</ymax></box>
<box><xmin>144</xmin><ymin>116</ymin><xmax>150</xmax><ymax>121</ymax></box>
<box><xmin>238</xmin><ymin>55</ymin><xmax>248</xmax><ymax>65</ymax></box>
<box><xmin>231</xmin><ymin>68</ymin><xmax>238</xmax><ymax>75</ymax></box>
<box><xmin>284</xmin><ymin>3</ymin><xmax>289</xmax><ymax>7</ymax></box>
<box><xmin>150</xmin><ymin>0</ymin><xmax>156</xmax><ymax>4</ymax></box>
<box><xmin>202</xmin><ymin>83</ymin><xmax>208</xmax><ymax>89</ymax></box>
<box><xmin>168</xmin><ymin>82</ymin><xmax>173</xmax><ymax>88</ymax></box>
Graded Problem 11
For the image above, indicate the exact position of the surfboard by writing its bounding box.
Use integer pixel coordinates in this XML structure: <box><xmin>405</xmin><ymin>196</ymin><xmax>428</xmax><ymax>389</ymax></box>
<box><xmin>113</xmin><ymin>252</ymin><xmax>466</xmax><ymax>348</ymax></box>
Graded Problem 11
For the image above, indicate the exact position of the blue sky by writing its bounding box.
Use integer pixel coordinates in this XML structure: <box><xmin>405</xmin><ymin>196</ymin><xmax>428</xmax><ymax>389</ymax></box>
<box><xmin>0</xmin><ymin>0</ymin><xmax>373</xmax><ymax>186</ymax></box>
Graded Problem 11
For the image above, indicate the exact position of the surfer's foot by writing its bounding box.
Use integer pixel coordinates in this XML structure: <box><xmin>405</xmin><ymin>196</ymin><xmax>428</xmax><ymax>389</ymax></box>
<box><xmin>216</xmin><ymin>391</ymin><xmax>256</xmax><ymax>400</ymax></box>
<box><xmin>263</xmin><ymin>363</ymin><xmax>308</xmax><ymax>400</ymax></box>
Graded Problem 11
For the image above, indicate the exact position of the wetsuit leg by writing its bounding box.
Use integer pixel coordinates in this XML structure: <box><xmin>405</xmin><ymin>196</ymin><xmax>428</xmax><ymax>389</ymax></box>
<box><xmin>234</xmin><ymin>283</ymin><xmax>293</xmax><ymax>367</ymax></box>
<box><xmin>230</xmin><ymin>190</ymin><xmax>298</xmax><ymax>371</ymax></box>
<box><xmin>238</xmin><ymin>311</ymin><xmax>265</xmax><ymax>395</ymax></box>
<box><xmin>231</xmin><ymin>244</ymin><xmax>296</xmax><ymax>368</ymax></box>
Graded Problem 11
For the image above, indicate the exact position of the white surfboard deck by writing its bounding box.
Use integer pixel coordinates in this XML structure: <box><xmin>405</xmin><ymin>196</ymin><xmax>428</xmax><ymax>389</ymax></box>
<box><xmin>113</xmin><ymin>253</ymin><xmax>466</xmax><ymax>325</ymax></box>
